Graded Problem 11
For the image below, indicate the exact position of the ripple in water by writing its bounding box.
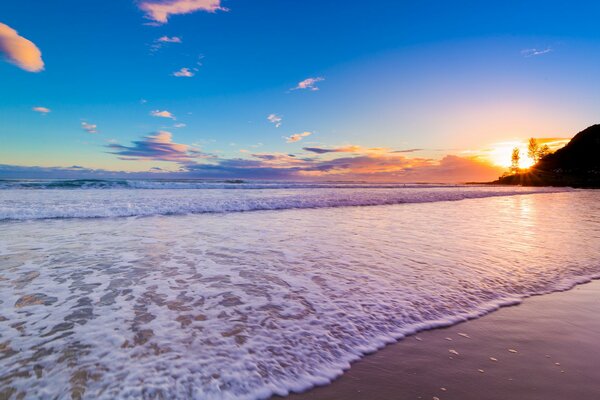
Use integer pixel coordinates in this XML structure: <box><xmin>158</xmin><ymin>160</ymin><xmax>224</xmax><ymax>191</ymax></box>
<box><xmin>0</xmin><ymin>190</ymin><xmax>599</xmax><ymax>399</ymax></box>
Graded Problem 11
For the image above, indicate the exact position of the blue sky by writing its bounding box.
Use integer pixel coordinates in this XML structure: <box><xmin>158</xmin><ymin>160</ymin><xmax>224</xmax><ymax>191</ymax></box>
<box><xmin>1</xmin><ymin>0</ymin><xmax>599</xmax><ymax>181</ymax></box>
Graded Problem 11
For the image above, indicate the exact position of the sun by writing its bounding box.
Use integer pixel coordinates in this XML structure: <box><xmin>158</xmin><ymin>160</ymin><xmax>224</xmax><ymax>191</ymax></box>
<box><xmin>487</xmin><ymin>141</ymin><xmax>535</xmax><ymax>169</ymax></box>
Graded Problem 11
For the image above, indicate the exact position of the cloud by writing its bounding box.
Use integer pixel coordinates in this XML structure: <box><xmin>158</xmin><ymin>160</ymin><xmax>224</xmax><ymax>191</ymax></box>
<box><xmin>107</xmin><ymin>131</ymin><xmax>206</xmax><ymax>162</ymax></box>
<box><xmin>157</xmin><ymin>36</ymin><xmax>182</xmax><ymax>43</ymax></box>
<box><xmin>291</xmin><ymin>77</ymin><xmax>324</xmax><ymax>91</ymax></box>
<box><xmin>399</xmin><ymin>155</ymin><xmax>505</xmax><ymax>183</ymax></box>
<box><xmin>0</xmin><ymin>164</ymin><xmax>179</xmax><ymax>179</ymax></box>
<box><xmin>285</xmin><ymin>131</ymin><xmax>313</xmax><ymax>143</ymax></box>
<box><xmin>81</xmin><ymin>121</ymin><xmax>98</xmax><ymax>134</ymax></box>
<box><xmin>391</xmin><ymin>148</ymin><xmax>423</xmax><ymax>153</ymax></box>
<box><xmin>267</xmin><ymin>114</ymin><xmax>282</xmax><ymax>128</ymax></box>
<box><xmin>173</xmin><ymin>123</ymin><xmax>187</xmax><ymax>128</ymax></box>
<box><xmin>302</xmin><ymin>145</ymin><xmax>362</xmax><ymax>154</ymax></box>
<box><xmin>521</xmin><ymin>48</ymin><xmax>552</xmax><ymax>57</ymax></box>
<box><xmin>150</xmin><ymin>109</ymin><xmax>176</xmax><ymax>119</ymax></box>
<box><xmin>531</xmin><ymin>137</ymin><xmax>570</xmax><ymax>149</ymax></box>
<box><xmin>139</xmin><ymin>0</ymin><xmax>226</xmax><ymax>24</ymax></box>
<box><xmin>1</xmin><ymin>152</ymin><xmax>506</xmax><ymax>183</ymax></box>
<box><xmin>173</xmin><ymin>67</ymin><xmax>195</xmax><ymax>77</ymax></box>
<box><xmin>0</xmin><ymin>23</ymin><xmax>44</xmax><ymax>72</ymax></box>
<box><xmin>150</xmin><ymin>35</ymin><xmax>182</xmax><ymax>51</ymax></box>
<box><xmin>32</xmin><ymin>106</ymin><xmax>50</xmax><ymax>114</ymax></box>
<box><xmin>183</xmin><ymin>152</ymin><xmax>503</xmax><ymax>182</ymax></box>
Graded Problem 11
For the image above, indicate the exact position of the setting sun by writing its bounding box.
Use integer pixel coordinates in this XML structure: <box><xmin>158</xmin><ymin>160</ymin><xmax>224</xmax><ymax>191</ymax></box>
<box><xmin>487</xmin><ymin>141</ymin><xmax>535</xmax><ymax>169</ymax></box>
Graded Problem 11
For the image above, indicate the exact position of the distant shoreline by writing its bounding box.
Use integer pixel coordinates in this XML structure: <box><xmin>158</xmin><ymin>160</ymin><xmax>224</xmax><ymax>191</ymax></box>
<box><xmin>487</xmin><ymin>169</ymin><xmax>600</xmax><ymax>189</ymax></box>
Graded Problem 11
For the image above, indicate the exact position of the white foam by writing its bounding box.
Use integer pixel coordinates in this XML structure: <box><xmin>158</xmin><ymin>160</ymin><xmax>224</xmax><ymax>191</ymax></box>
<box><xmin>0</xmin><ymin>185</ymin><xmax>571</xmax><ymax>220</ymax></box>
<box><xmin>0</xmin><ymin>190</ymin><xmax>598</xmax><ymax>399</ymax></box>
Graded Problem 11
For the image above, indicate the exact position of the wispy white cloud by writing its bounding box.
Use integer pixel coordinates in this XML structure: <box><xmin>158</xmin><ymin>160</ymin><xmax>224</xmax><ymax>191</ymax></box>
<box><xmin>32</xmin><ymin>106</ymin><xmax>50</xmax><ymax>114</ymax></box>
<box><xmin>0</xmin><ymin>23</ymin><xmax>44</xmax><ymax>72</ymax></box>
<box><xmin>267</xmin><ymin>113</ymin><xmax>282</xmax><ymax>128</ymax></box>
<box><xmin>157</xmin><ymin>36</ymin><xmax>182</xmax><ymax>43</ymax></box>
<box><xmin>173</xmin><ymin>123</ymin><xmax>187</xmax><ymax>128</ymax></box>
<box><xmin>285</xmin><ymin>131</ymin><xmax>313</xmax><ymax>143</ymax></box>
<box><xmin>173</xmin><ymin>67</ymin><xmax>195</xmax><ymax>77</ymax></box>
<box><xmin>139</xmin><ymin>0</ymin><xmax>226</xmax><ymax>24</ymax></box>
<box><xmin>81</xmin><ymin>121</ymin><xmax>98</xmax><ymax>134</ymax></box>
<box><xmin>521</xmin><ymin>48</ymin><xmax>552</xmax><ymax>57</ymax></box>
<box><xmin>291</xmin><ymin>77</ymin><xmax>324</xmax><ymax>91</ymax></box>
<box><xmin>151</xmin><ymin>35</ymin><xmax>182</xmax><ymax>51</ymax></box>
<box><xmin>150</xmin><ymin>110</ymin><xmax>176</xmax><ymax>119</ymax></box>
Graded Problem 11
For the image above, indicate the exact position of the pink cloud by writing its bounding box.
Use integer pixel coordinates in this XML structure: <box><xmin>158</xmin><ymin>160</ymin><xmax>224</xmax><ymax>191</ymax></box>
<box><xmin>139</xmin><ymin>0</ymin><xmax>225</xmax><ymax>24</ymax></box>
<box><xmin>108</xmin><ymin>131</ymin><xmax>206</xmax><ymax>162</ymax></box>
<box><xmin>32</xmin><ymin>106</ymin><xmax>51</xmax><ymax>114</ymax></box>
<box><xmin>0</xmin><ymin>23</ymin><xmax>44</xmax><ymax>72</ymax></box>
<box><xmin>285</xmin><ymin>131</ymin><xmax>313</xmax><ymax>143</ymax></box>
<box><xmin>157</xmin><ymin>36</ymin><xmax>182</xmax><ymax>43</ymax></box>
<box><xmin>291</xmin><ymin>77</ymin><xmax>324</xmax><ymax>91</ymax></box>
<box><xmin>173</xmin><ymin>67</ymin><xmax>195</xmax><ymax>77</ymax></box>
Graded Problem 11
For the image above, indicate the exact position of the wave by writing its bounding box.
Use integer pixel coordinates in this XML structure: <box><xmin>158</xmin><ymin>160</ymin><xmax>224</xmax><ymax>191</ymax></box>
<box><xmin>0</xmin><ymin>178</ymin><xmax>467</xmax><ymax>190</ymax></box>
<box><xmin>0</xmin><ymin>186</ymin><xmax>571</xmax><ymax>221</ymax></box>
<box><xmin>1</xmin><ymin>189</ymin><xmax>598</xmax><ymax>399</ymax></box>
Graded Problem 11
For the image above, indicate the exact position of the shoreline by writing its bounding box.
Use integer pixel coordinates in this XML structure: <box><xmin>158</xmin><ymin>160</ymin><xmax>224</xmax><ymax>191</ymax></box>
<box><xmin>282</xmin><ymin>279</ymin><xmax>600</xmax><ymax>400</ymax></box>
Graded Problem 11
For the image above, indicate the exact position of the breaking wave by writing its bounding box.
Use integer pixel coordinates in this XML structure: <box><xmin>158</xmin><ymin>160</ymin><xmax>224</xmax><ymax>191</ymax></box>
<box><xmin>0</xmin><ymin>185</ymin><xmax>571</xmax><ymax>220</ymax></box>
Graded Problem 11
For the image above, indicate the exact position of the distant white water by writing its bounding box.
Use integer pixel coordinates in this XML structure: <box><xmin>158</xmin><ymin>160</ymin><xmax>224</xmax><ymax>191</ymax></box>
<box><xmin>0</xmin><ymin>189</ymin><xmax>599</xmax><ymax>399</ymax></box>
<box><xmin>0</xmin><ymin>182</ymin><xmax>570</xmax><ymax>220</ymax></box>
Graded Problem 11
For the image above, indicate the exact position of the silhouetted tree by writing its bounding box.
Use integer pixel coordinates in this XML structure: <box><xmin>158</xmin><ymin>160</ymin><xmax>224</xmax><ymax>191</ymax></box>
<box><xmin>527</xmin><ymin>138</ymin><xmax>553</xmax><ymax>165</ymax></box>
<box><xmin>538</xmin><ymin>144</ymin><xmax>551</xmax><ymax>160</ymax></box>
<box><xmin>511</xmin><ymin>147</ymin><xmax>521</xmax><ymax>174</ymax></box>
<box><xmin>528</xmin><ymin>138</ymin><xmax>540</xmax><ymax>163</ymax></box>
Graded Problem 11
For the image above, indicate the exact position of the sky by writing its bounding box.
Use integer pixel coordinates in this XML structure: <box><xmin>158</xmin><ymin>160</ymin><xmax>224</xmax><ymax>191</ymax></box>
<box><xmin>1</xmin><ymin>0</ymin><xmax>599</xmax><ymax>182</ymax></box>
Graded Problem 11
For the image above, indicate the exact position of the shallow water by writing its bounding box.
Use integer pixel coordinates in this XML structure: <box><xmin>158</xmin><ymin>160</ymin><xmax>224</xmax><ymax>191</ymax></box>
<box><xmin>1</xmin><ymin>188</ymin><xmax>599</xmax><ymax>399</ymax></box>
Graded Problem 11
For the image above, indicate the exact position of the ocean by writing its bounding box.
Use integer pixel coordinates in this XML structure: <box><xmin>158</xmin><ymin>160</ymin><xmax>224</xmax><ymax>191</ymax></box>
<box><xmin>1</xmin><ymin>180</ymin><xmax>599</xmax><ymax>399</ymax></box>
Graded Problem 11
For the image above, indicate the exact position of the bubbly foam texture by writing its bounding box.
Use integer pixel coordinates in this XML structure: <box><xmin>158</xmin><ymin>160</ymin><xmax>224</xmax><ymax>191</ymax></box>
<box><xmin>1</xmin><ymin>190</ymin><xmax>599</xmax><ymax>399</ymax></box>
<box><xmin>0</xmin><ymin>185</ymin><xmax>569</xmax><ymax>220</ymax></box>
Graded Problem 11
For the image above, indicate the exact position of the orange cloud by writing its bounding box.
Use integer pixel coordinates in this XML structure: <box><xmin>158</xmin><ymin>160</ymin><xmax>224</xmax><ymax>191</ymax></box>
<box><xmin>286</xmin><ymin>131</ymin><xmax>312</xmax><ymax>143</ymax></box>
<box><xmin>0</xmin><ymin>23</ymin><xmax>44</xmax><ymax>72</ymax></box>
<box><xmin>303</xmin><ymin>145</ymin><xmax>363</xmax><ymax>154</ymax></box>
<box><xmin>150</xmin><ymin>110</ymin><xmax>176</xmax><ymax>119</ymax></box>
<box><xmin>297</xmin><ymin>154</ymin><xmax>503</xmax><ymax>182</ymax></box>
<box><xmin>139</xmin><ymin>0</ymin><xmax>225</xmax><ymax>24</ymax></box>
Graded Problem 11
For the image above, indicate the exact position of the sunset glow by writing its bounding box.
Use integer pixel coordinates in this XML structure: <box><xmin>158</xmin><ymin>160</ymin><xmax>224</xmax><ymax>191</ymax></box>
<box><xmin>0</xmin><ymin>1</ymin><xmax>597</xmax><ymax>182</ymax></box>
<box><xmin>2</xmin><ymin>2</ymin><xmax>600</xmax><ymax>400</ymax></box>
<box><xmin>487</xmin><ymin>141</ymin><xmax>536</xmax><ymax>169</ymax></box>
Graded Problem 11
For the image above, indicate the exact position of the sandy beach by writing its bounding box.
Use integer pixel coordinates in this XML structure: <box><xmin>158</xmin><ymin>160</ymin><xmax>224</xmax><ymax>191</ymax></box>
<box><xmin>286</xmin><ymin>280</ymin><xmax>600</xmax><ymax>400</ymax></box>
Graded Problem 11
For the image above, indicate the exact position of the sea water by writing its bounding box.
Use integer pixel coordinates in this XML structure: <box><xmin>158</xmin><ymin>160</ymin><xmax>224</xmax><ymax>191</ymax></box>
<box><xmin>0</xmin><ymin>181</ymin><xmax>599</xmax><ymax>399</ymax></box>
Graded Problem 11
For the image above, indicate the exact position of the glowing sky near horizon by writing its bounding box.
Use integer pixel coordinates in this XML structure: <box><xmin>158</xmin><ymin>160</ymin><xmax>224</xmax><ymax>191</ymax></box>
<box><xmin>1</xmin><ymin>1</ymin><xmax>599</xmax><ymax>181</ymax></box>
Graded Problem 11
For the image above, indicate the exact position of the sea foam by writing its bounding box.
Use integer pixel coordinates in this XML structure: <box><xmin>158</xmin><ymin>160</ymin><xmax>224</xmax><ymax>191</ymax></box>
<box><xmin>0</xmin><ymin>184</ymin><xmax>570</xmax><ymax>220</ymax></box>
<box><xmin>0</xmin><ymin>190</ymin><xmax>598</xmax><ymax>399</ymax></box>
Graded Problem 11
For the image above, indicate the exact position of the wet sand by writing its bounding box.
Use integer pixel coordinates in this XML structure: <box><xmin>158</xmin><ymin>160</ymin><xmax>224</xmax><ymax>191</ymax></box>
<box><xmin>284</xmin><ymin>280</ymin><xmax>600</xmax><ymax>400</ymax></box>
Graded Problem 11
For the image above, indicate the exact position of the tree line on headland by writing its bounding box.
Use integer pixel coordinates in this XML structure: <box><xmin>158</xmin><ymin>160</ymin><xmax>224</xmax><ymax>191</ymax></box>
<box><xmin>493</xmin><ymin>124</ymin><xmax>600</xmax><ymax>188</ymax></box>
